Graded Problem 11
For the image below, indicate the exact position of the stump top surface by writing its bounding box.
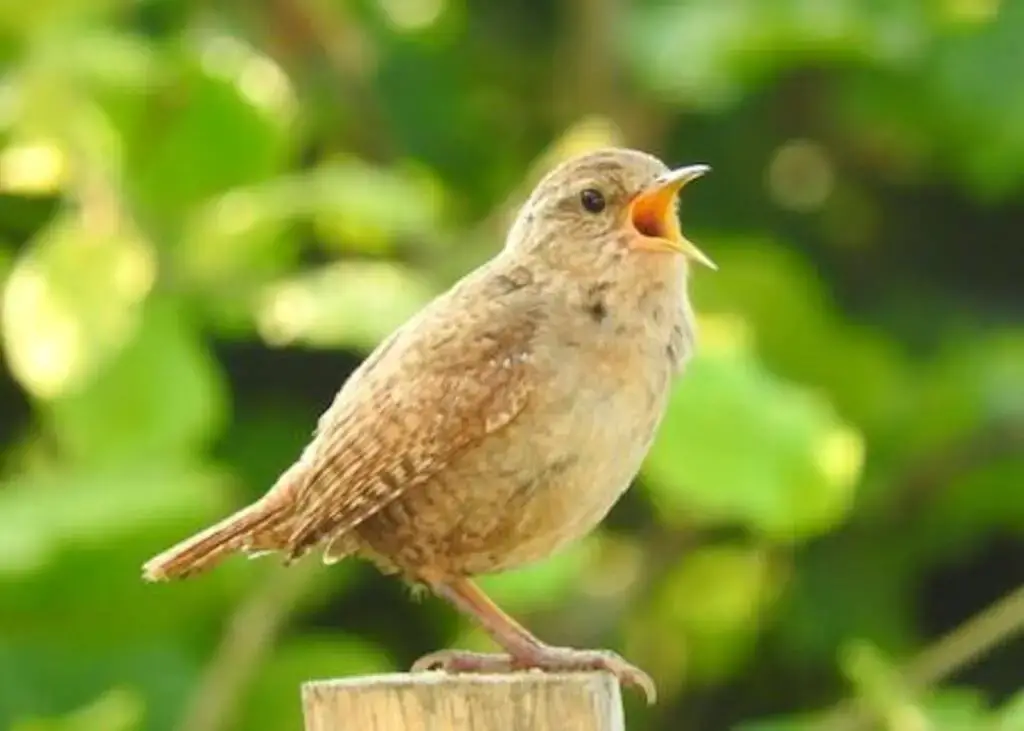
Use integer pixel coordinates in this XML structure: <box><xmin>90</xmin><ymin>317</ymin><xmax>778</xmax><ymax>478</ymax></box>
<box><xmin>301</xmin><ymin>671</ymin><xmax>626</xmax><ymax>731</ymax></box>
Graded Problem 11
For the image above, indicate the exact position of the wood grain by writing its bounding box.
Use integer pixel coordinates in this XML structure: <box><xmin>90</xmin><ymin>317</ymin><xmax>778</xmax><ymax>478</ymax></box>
<box><xmin>301</xmin><ymin>672</ymin><xmax>625</xmax><ymax>731</ymax></box>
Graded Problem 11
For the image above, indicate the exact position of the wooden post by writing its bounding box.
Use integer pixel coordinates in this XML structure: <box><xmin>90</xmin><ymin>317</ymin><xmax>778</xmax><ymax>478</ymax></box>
<box><xmin>301</xmin><ymin>672</ymin><xmax>625</xmax><ymax>731</ymax></box>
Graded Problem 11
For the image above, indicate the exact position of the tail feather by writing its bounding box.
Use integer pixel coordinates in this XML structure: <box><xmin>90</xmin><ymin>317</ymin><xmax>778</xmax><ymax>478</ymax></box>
<box><xmin>142</xmin><ymin>500</ymin><xmax>286</xmax><ymax>581</ymax></box>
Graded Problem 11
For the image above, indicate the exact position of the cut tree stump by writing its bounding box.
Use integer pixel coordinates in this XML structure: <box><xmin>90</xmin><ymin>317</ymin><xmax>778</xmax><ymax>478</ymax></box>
<box><xmin>301</xmin><ymin>671</ymin><xmax>625</xmax><ymax>731</ymax></box>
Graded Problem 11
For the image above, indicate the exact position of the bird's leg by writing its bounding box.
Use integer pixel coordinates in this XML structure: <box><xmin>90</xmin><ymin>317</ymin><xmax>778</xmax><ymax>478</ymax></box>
<box><xmin>411</xmin><ymin>576</ymin><xmax>656</xmax><ymax>703</ymax></box>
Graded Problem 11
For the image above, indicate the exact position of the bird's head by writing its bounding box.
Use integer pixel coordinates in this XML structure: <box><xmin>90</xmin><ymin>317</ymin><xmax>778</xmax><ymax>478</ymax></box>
<box><xmin>506</xmin><ymin>147</ymin><xmax>715</xmax><ymax>277</ymax></box>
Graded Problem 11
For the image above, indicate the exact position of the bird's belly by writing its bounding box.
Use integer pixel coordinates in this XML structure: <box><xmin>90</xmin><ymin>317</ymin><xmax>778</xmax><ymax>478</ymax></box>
<box><xmin>478</xmin><ymin>401</ymin><xmax>660</xmax><ymax>570</ymax></box>
<box><xmin>356</xmin><ymin>361</ymin><xmax>671</xmax><ymax>578</ymax></box>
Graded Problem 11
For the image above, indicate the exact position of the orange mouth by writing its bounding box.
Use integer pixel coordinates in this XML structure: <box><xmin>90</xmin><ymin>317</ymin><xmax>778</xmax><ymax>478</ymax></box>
<box><xmin>628</xmin><ymin>164</ymin><xmax>716</xmax><ymax>269</ymax></box>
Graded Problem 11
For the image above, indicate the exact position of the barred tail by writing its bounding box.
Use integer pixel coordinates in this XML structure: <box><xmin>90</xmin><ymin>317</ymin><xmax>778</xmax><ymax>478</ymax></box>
<box><xmin>142</xmin><ymin>500</ymin><xmax>284</xmax><ymax>581</ymax></box>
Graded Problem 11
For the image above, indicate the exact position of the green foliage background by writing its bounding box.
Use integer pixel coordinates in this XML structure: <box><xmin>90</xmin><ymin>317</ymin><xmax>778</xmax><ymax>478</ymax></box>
<box><xmin>0</xmin><ymin>1</ymin><xmax>1021</xmax><ymax>730</ymax></box>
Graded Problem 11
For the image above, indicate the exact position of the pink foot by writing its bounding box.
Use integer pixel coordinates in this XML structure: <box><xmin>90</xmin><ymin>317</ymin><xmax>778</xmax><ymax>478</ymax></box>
<box><xmin>412</xmin><ymin>646</ymin><xmax>657</xmax><ymax>704</ymax></box>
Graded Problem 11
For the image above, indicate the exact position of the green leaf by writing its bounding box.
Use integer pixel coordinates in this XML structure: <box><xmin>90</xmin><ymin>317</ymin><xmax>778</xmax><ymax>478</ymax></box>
<box><xmin>478</xmin><ymin>538</ymin><xmax>596</xmax><ymax>613</ymax></box>
<box><xmin>0</xmin><ymin>460</ymin><xmax>231</xmax><ymax>578</ymax></box>
<box><xmin>55</xmin><ymin>29</ymin><xmax>165</xmax><ymax>92</ymax></box>
<box><xmin>690</xmin><ymin>241</ymin><xmax>911</xmax><ymax>433</ymax></box>
<box><xmin>0</xmin><ymin>0</ymin><xmax>127</xmax><ymax>38</ymax></box>
<box><xmin>625</xmin><ymin>0</ymin><xmax>931</xmax><ymax>109</ymax></box>
<box><xmin>311</xmin><ymin>159</ymin><xmax>445</xmax><ymax>256</ymax></box>
<box><xmin>840</xmin><ymin>641</ymin><xmax>916</xmax><ymax>722</ymax></box>
<box><xmin>996</xmin><ymin>689</ymin><xmax>1024</xmax><ymax>731</ymax></box>
<box><xmin>924</xmin><ymin>0</ymin><xmax>1024</xmax><ymax>198</ymax></box>
<box><xmin>255</xmin><ymin>261</ymin><xmax>437</xmax><ymax>351</ymax></box>
<box><xmin>644</xmin><ymin>319</ymin><xmax>863</xmax><ymax>540</ymax></box>
<box><xmin>175</xmin><ymin>161</ymin><xmax>444</xmax><ymax>330</ymax></box>
<box><xmin>836</xmin><ymin>643</ymin><xmax>995</xmax><ymax>730</ymax></box>
<box><xmin>841</xmin><ymin>644</ymin><xmax>997</xmax><ymax>731</ymax></box>
<box><xmin>907</xmin><ymin>330</ymin><xmax>1024</xmax><ymax>458</ymax></box>
<box><xmin>12</xmin><ymin>688</ymin><xmax>143</xmax><ymax>731</ymax></box>
<box><xmin>774</xmin><ymin>540</ymin><xmax>918</xmax><ymax>670</ymax></box>
<box><xmin>127</xmin><ymin>44</ymin><xmax>293</xmax><ymax>225</ymax></box>
<box><xmin>911</xmin><ymin>456</ymin><xmax>1024</xmax><ymax>564</ymax></box>
<box><xmin>44</xmin><ymin>298</ymin><xmax>228</xmax><ymax>464</ymax></box>
<box><xmin>235</xmin><ymin>636</ymin><xmax>394</xmax><ymax>731</ymax></box>
<box><xmin>736</xmin><ymin>716</ymin><xmax>820</xmax><ymax>731</ymax></box>
<box><xmin>0</xmin><ymin>641</ymin><xmax>196</xmax><ymax>731</ymax></box>
<box><xmin>919</xmin><ymin>688</ymin><xmax>993</xmax><ymax>731</ymax></box>
<box><xmin>627</xmin><ymin>544</ymin><xmax>781</xmax><ymax>686</ymax></box>
<box><xmin>1</xmin><ymin>210</ymin><xmax>156</xmax><ymax>400</ymax></box>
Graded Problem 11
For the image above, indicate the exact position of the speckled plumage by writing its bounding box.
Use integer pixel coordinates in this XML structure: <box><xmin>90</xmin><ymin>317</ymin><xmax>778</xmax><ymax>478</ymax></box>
<box><xmin>142</xmin><ymin>147</ymin><xmax>710</xmax><ymax>703</ymax></box>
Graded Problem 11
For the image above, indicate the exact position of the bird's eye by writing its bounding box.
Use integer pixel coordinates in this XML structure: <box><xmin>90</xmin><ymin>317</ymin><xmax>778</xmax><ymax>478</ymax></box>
<box><xmin>580</xmin><ymin>188</ymin><xmax>606</xmax><ymax>214</ymax></box>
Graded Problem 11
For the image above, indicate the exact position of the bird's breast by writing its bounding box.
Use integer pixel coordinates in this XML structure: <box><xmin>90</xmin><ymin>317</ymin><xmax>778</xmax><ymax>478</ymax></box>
<box><xmin>461</xmin><ymin>290</ymin><xmax>689</xmax><ymax>569</ymax></box>
<box><xmin>354</xmin><ymin>281</ymin><xmax>695</xmax><ymax>578</ymax></box>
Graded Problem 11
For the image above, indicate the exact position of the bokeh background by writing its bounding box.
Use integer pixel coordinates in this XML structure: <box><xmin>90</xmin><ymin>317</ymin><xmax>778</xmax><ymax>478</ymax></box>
<box><xmin>1</xmin><ymin>1</ymin><xmax>1022</xmax><ymax>730</ymax></box>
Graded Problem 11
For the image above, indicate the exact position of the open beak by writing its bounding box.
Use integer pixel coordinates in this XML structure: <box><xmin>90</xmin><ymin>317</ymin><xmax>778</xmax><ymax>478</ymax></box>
<box><xmin>628</xmin><ymin>164</ymin><xmax>716</xmax><ymax>270</ymax></box>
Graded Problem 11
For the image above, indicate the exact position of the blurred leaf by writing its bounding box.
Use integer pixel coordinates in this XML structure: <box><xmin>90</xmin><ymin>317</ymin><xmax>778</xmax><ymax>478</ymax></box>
<box><xmin>626</xmin><ymin>0</ymin><xmax>930</xmax><ymax>109</ymax></box>
<box><xmin>907</xmin><ymin>330</ymin><xmax>1024</xmax><ymax>458</ymax></box>
<box><xmin>924</xmin><ymin>0</ymin><xmax>1024</xmax><ymax>198</ymax></box>
<box><xmin>8</xmin><ymin>26</ymin><xmax>164</xmax><ymax>98</ymax></box>
<box><xmin>836</xmin><ymin>642</ymin><xmax>996</xmax><ymax>730</ymax></box>
<box><xmin>0</xmin><ymin>140</ymin><xmax>69</xmax><ymax>196</ymax></box>
<box><xmin>44</xmin><ymin>298</ymin><xmax>227</xmax><ymax>464</ymax></box>
<box><xmin>0</xmin><ymin>642</ymin><xmax>195</xmax><ymax>731</ymax></box>
<box><xmin>1</xmin><ymin>210</ymin><xmax>156</xmax><ymax>399</ymax></box>
<box><xmin>776</xmin><ymin>538</ymin><xmax>918</xmax><ymax>670</ymax></box>
<box><xmin>691</xmin><ymin>241</ymin><xmax>912</xmax><ymax>434</ymax></box>
<box><xmin>841</xmin><ymin>640</ymin><xmax>921</xmax><ymax>726</ymax></box>
<box><xmin>55</xmin><ymin>29</ymin><xmax>166</xmax><ymax>92</ymax></box>
<box><xmin>375</xmin><ymin>35</ymin><xmax>515</xmax><ymax>189</ymax></box>
<box><xmin>256</xmin><ymin>260</ymin><xmax>437</xmax><ymax>350</ymax></box>
<box><xmin>175</xmin><ymin>160</ymin><xmax>444</xmax><ymax>321</ymax></box>
<box><xmin>312</xmin><ymin>159</ymin><xmax>445</xmax><ymax>255</ymax></box>
<box><xmin>736</xmin><ymin>716</ymin><xmax>820</xmax><ymax>731</ymax></box>
<box><xmin>0</xmin><ymin>472</ymin><xmax>251</xmax><ymax>652</ymax></box>
<box><xmin>0</xmin><ymin>459</ymin><xmax>230</xmax><ymax>578</ymax></box>
<box><xmin>919</xmin><ymin>688</ymin><xmax>993</xmax><ymax>731</ymax></box>
<box><xmin>911</xmin><ymin>455</ymin><xmax>1024</xmax><ymax>564</ymax></box>
<box><xmin>996</xmin><ymin>689</ymin><xmax>1024</xmax><ymax>731</ymax></box>
<box><xmin>644</xmin><ymin>316</ymin><xmax>863</xmax><ymax>540</ymax></box>
<box><xmin>12</xmin><ymin>687</ymin><xmax>143</xmax><ymax>731</ymax></box>
<box><xmin>7</xmin><ymin>42</ymin><xmax>127</xmax><ymax>196</ymax></box>
<box><xmin>0</xmin><ymin>0</ymin><xmax>128</xmax><ymax>37</ymax></box>
<box><xmin>127</xmin><ymin>45</ymin><xmax>292</xmax><ymax>225</ymax></box>
<box><xmin>628</xmin><ymin>544</ymin><xmax>781</xmax><ymax>686</ymax></box>
<box><xmin>234</xmin><ymin>636</ymin><xmax>394</xmax><ymax>731</ymax></box>
<box><xmin>478</xmin><ymin>538</ymin><xmax>596</xmax><ymax>613</ymax></box>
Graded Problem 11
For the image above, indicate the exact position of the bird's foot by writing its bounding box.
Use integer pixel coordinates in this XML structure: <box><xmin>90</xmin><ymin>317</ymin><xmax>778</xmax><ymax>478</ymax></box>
<box><xmin>412</xmin><ymin>646</ymin><xmax>657</xmax><ymax>704</ymax></box>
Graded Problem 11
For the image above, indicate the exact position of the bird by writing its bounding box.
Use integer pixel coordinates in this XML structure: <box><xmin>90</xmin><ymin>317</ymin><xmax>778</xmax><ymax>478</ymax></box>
<box><xmin>142</xmin><ymin>147</ymin><xmax>715</xmax><ymax>704</ymax></box>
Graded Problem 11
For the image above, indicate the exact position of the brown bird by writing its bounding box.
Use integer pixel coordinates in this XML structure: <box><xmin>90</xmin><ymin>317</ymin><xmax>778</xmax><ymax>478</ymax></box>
<box><xmin>142</xmin><ymin>147</ymin><xmax>714</xmax><ymax>703</ymax></box>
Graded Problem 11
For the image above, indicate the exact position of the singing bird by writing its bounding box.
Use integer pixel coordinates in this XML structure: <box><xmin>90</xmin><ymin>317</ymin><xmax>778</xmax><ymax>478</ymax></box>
<box><xmin>142</xmin><ymin>147</ymin><xmax>715</xmax><ymax>703</ymax></box>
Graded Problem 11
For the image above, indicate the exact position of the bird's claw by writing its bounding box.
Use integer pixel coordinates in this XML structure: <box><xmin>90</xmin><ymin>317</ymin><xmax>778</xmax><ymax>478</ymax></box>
<box><xmin>412</xmin><ymin>649</ymin><xmax>508</xmax><ymax>674</ymax></box>
<box><xmin>411</xmin><ymin>646</ymin><xmax>657</xmax><ymax>705</ymax></box>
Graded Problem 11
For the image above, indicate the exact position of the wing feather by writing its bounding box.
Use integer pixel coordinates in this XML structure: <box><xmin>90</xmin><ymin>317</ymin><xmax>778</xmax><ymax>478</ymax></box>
<box><xmin>282</xmin><ymin>283</ymin><xmax>540</xmax><ymax>557</ymax></box>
